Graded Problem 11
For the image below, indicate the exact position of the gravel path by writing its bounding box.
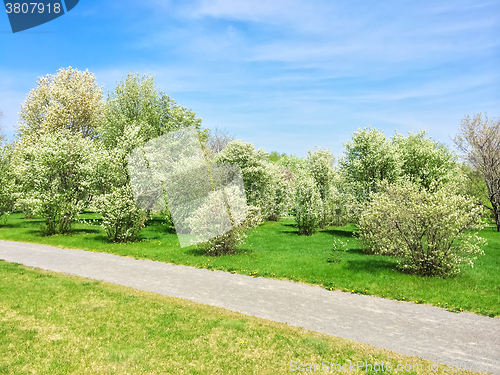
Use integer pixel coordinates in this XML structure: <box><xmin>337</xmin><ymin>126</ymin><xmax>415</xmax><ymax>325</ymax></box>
<box><xmin>1</xmin><ymin>240</ymin><xmax>499</xmax><ymax>373</ymax></box>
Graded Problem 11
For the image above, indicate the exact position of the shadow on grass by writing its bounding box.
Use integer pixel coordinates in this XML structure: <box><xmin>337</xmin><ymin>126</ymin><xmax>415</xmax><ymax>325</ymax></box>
<box><xmin>71</xmin><ymin>228</ymin><xmax>100</xmax><ymax>235</ymax></box>
<box><xmin>280</xmin><ymin>230</ymin><xmax>301</xmax><ymax>236</ymax></box>
<box><xmin>322</xmin><ymin>229</ymin><xmax>354</xmax><ymax>239</ymax></box>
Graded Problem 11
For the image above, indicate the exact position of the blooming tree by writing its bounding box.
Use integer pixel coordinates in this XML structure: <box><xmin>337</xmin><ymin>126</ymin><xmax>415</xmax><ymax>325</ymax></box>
<box><xmin>393</xmin><ymin>130</ymin><xmax>460</xmax><ymax>190</ymax></box>
<box><xmin>17</xmin><ymin>67</ymin><xmax>104</xmax><ymax>142</ymax></box>
<box><xmin>339</xmin><ymin>126</ymin><xmax>402</xmax><ymax>203</ymax></box>
<box><xmin>11</xmin><ymin>130</ymin><xmax>100</xmax><ymax>234</ymax></box>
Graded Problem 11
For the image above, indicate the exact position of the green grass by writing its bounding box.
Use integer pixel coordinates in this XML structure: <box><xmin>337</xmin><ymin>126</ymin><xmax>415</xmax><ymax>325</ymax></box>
<box><xmin>1</xmin><ymin>213</ymin><xmax>499</xmax><ymax>317</ymax></box>
<box><xmin>0</xmin><ymin>261</ymin><xmax>483</xmax><ymax>374</ymax></box>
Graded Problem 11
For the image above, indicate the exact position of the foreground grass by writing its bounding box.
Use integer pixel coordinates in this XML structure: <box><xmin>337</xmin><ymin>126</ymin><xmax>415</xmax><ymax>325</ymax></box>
<box><xmin>0</xmin><ymin>213</ymin><xmax>499</xmax><ymax>317</ymax></box>
<box><xmin>0</xmin><ymin>261</ymin><xmax>483</xmax><ymax>374</ymax></box>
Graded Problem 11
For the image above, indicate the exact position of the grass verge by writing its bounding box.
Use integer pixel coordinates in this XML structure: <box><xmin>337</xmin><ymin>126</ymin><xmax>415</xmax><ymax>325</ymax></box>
<box><xmin>0</xmin><ymin>260</ymin><xmax>484</xmax><ymax>374</ymax></box>
<box><xmin>0</xmin><ymin>213</ymin><xmax>499</xmax><ymax>317</ymax></box>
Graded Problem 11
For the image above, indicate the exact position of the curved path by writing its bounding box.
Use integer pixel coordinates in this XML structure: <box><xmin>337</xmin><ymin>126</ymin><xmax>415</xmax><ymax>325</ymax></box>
<box><xmin>1</xmin><ymin>240</ymin><xmax>499</xmax><ymax>373</ymax></box>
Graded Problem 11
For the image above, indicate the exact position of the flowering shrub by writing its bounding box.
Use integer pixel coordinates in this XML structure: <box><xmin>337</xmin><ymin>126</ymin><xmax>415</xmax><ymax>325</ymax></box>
<box><xmin>11</xmin><ymin>131</ymin><xmax>98</xmax><ymax>235</ymax></box>
<box><xmin>99</xmin><ymin>186</ymin><xmax>147</xmax><ymax>243</ymax></box>
<box><xmin>294</xmin><ymin>172</ymin><xmax>323</xmax><ymax>235</ymax></box>
<box><xmin>329</xmin><ymin>238</ymin><xmax>350</xmax><ymax>263</ymax></box>
<box><xmin>189</xmin><ymin>187</ymin><xmax>263</xmax><ymax>256</ymax></box>
<box><xmin>359</xmin><ymin>180</ymin><xmax>487</xmax><ymax>277</ymax></box>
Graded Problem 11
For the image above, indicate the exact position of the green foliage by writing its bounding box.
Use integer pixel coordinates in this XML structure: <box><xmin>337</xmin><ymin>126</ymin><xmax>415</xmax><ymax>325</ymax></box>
<box><xmin>99</xmin><ymin>186</ymin><xmax>147</xmax><ymax>243</ymax></box>
<box><xmin>98</xmin><ymin>72</ymin><xmax>202</xmax><ymax>151</ymax></box>
<box><xmin>305</xmin><ymin>147</ymin><xmax>336</xmax><ymax>227</ymax></box>
<box><xmin>11</xmin><ymin>130</ymin><xmax>99</xmax><ymax>235</ymax></box>
<box><xmin>294</xmin><ymin>172</ymin><xmax>322</xmax><ymax>235</ymax></box>
<box><xmin>95</xmin><ymin>73</ymin><xmax>205</xmax><ymax>240</ymax></box>
<box><xmin>267</xmin><ymin>151</ymin><xmax>286</xmax><ymax>163</ymax></box>
<box><xmin>459</xmin><ymin>164</ymin><xmax>495</xmax><ymax>220</ymax></box>
<box><xmin>323</xmin><ymin>182</ymin><xmax>359</xmax><ymax>226</ymax></box>
<box><xmin>275</xmin><ymin>154</ymin><xmax>306</xmax><ymax>173</ymax></box>
<box><xmin>359</xmin><ymin>180</ymin><xmax>487</xmax><ymax>277</ymax></box>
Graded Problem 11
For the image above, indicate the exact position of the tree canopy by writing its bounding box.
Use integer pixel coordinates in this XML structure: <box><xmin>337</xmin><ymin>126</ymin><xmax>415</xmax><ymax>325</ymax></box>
<box><xmin>17</xmin><ymin>67</ymin><xmax>104</xmax><ymax>142</ymax></box>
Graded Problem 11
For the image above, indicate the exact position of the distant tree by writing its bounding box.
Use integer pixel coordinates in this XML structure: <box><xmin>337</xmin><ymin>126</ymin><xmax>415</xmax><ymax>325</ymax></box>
<box><xmin>268</xmin><ymin>151</ymin><xmax>286</xmax><ymax>163</ymax></box>
<box><xmin>17</xmin><ymin>67</ymin><xmax>104</xmax><ymax>142</ymax></box>
<box><xmin>206</xmin><ymin>127</ymin><xmax>235</xmax><ymax>154</ymax></box>
<box><xmin>459</xmin><ymin>164</ymin><xmax>494</xmax><ymax>219</ymax></box>
<box><xmin>275</xmin><ymin>154</ymin><xmax>306</xmax><ymax>173</ymax></box>
<box><xmin>454</xmin><ymin>113</ymin><xmax>500</xmax><ymax>232</ymax></box>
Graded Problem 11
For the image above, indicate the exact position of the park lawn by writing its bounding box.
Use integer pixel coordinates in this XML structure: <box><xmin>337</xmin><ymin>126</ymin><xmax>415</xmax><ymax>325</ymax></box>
<box><xmin>0</xmin><ymin>261</ymin><xmax>484</xmax><ymax>375</ymax></box>
<box><xmin>0</xmin><ymin>213</ymin><xmax>499</xmax><ymax>318</ymax></box>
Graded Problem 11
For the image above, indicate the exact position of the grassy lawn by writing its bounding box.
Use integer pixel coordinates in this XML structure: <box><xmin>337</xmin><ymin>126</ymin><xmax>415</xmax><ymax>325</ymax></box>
<box><xmin>0</xmin><ymin>261</ymin><xmax>483</xmax><ymax>375</ymax></box>
<box><xmin>0</xmin><ymin>213</ymin><xmax>499</xmax><ymax>317</ymax></box>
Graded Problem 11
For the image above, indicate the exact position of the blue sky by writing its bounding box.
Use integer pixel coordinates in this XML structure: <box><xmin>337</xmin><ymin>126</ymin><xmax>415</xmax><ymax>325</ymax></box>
<box><xmin>0</xmin><ymin>0</ymin><xmax>499</xmax><ymax>158</ymax></box>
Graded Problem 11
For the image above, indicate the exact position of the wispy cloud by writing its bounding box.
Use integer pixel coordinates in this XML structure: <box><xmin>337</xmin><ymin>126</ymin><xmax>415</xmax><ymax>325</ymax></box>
<box><xmin>0</xmin><ymin>0</ymin><xmax>498</xmax><ymax>156</ymax></box>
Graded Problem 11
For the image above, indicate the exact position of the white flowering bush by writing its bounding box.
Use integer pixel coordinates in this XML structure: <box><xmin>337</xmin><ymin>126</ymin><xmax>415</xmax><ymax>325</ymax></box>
<box><xmin>295</xmin><ymin>172</ymin><xmax>323</xmax><ymax>235</ymax></box>
<box><xmin>11</xmin><ymin>130</ymin><xmax>98</xmax><ymax>235</ymax></box>
<box><xmin>188</xmin><ymin>185</ymin><xmax>263</xmax><ymax>255</ymax></box>
<box><xmin>99</xmin><ymin>186</ymin><xmax>147</xmax><ymax>243</ymax></box>
<box><xmin>329</xmin><ymin>238</ymin><xmax>350</xmax><ymax>263</ymax></box>
<box><xmin>359</xmin><ymin>180</ymin><xmax>487</xmax><ymax>277</ymax></box>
